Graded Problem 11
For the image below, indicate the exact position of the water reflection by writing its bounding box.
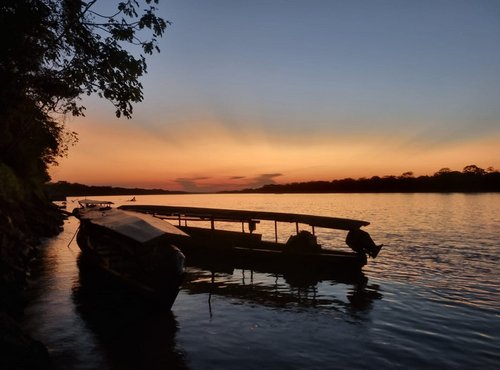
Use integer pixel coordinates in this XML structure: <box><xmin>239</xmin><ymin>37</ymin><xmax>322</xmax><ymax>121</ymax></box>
<box><xmin>72</xmin><ymin>258</ymin><xmax>187</xmax><ymax>370</ymax></box>
<box><xmin>183</xmin><ymin>260</ymin><xmax>382</xmax><ymax>316</ymax></box>
<box><xmin>22</xmin><ymin>194</ymin><xmax>500</xmax><ymax>369</ymax></box>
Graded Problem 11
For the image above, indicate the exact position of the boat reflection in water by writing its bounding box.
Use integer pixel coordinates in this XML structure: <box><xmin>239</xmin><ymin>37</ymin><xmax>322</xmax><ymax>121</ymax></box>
<box><xmin>71</xmin><ymin>255</ymin><xmax>381</xmax><ymax>369</ymax></box>
<box><xmin>72</xmin><ymin>256</ymin><xmax>188</xmax><ymax>370</ymax></box>
<box><xmin>183</xmin><ymin>257</ymin><xmax>382</xmax><ymax>316</ymax></box>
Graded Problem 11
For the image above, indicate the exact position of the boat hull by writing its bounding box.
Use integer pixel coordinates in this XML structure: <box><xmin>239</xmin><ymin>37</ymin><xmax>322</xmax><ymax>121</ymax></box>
<box><xmin>76</xmin><ymin>221</ymin><xmax>184</xmax><ymax>309</ymax></box>
<box><xmin>177</xmin><ymin>226</ymin><xmax>367</xmax><ymax>274</ymax></box>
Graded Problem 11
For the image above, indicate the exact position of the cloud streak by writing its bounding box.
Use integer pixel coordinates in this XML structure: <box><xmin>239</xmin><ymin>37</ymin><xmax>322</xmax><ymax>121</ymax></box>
<box><xmin>174</xmin><ymin>176</ymin><xmax>212</xmax><ymax>192</ymax></box>
<box><xmin>245</xmin><ymin>173</ymin><xmax>283</xmax><ymax>189</ymax></box>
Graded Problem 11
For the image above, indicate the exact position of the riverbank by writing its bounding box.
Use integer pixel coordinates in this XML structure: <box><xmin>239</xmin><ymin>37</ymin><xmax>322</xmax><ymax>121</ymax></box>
<box><xmin>0</xmin><ymin>195</ymin><xmax>64</xmax><ymax>370</ymax></box>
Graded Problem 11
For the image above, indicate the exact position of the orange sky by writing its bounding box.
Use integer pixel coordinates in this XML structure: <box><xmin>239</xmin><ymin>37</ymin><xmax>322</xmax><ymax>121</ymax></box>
<box><xmin>49</xmin><ymin>112</ymin><xmax>500</xmax><ymax>192</ymax></box>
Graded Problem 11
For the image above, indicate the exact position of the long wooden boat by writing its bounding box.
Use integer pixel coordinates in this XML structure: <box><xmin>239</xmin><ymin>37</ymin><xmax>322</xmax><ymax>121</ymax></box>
<box><xmin>119</xmin><ymin>205</ymin><xmax>383</xmax><ymax>273</ymax></box>
<box><xmin>74</xmin><ymin>200</ymin><xmax>188</xmax><ymax>308</ymax></box>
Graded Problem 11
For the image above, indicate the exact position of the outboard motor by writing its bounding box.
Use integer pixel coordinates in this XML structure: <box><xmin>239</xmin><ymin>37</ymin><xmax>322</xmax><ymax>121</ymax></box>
<box><xmin>346</xmin><ymin>229</ymin><xmax>382</xmax><ymax>258</ymax></box>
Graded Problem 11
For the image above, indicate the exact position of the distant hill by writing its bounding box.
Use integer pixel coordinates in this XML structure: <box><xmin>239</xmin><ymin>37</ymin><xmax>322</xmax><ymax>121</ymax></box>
<box><xmin>45</xmin><ymin>181</ymin><xmax>187</xmax><ymax>200</ymax></box>
<box><xmin>221</xmin><ymin>165</ymin><xmax>500</xmax><ymax>194</ymax></box>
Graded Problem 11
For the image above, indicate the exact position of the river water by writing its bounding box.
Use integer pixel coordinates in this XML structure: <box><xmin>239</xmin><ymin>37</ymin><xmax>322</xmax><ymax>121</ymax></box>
<box><xmin>22</xmin><ymin>193</ymin><xmax>500</xmax><ymax>369</ymax></box>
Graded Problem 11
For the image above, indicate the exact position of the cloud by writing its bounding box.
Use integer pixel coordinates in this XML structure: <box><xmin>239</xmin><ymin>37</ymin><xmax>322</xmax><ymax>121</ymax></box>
<box><xmin>172</xmin><ymin>173</ymin><xmax>284</xmax><ymax>192</ymax></box>
<box><xmin>246</xmin><ymin>173</ymin><xmax>283</xmax><ymax>188</ymax></box>
<box><xmin>175</xmin><ymin>176</ymin><xmax>212</xmax><ymax>192</ymax></box>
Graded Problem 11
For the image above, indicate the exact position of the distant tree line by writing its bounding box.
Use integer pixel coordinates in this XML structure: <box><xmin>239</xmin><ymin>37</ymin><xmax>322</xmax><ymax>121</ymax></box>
<box><xmin>46</xmin><ymin>165</ymin><xmax>500</xmax><ymax>198</ymax></box>
<box><xmin>45</xmin><ymin>181</ymin><xmax>186</xmax><ymax>200</ymax></box>
<box><xmin>231</xmin><ymin>165</ymin><xmax>500</xmax><ymax>194</ymax></box>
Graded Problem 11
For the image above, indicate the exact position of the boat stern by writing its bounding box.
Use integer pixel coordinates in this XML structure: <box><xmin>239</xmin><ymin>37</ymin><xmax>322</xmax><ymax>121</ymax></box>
<box><xmin>345</xmin><ymin>229</ymin><xmax>382</xmax><ymax>258</ymax></box>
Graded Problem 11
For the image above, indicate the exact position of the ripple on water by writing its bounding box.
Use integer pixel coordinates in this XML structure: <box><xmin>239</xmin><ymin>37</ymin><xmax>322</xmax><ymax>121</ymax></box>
<box><xmin>21</xmin><ymin>194</ymin><xmax>500</xmax><ymax>369</ymax></box>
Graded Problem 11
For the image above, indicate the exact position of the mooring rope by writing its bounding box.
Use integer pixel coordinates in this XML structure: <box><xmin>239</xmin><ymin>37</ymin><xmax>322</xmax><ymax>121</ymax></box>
<box><xmin>67</xmin><ymin>225</ymin><xmax>80</xmax><ymax>248</ymax></box>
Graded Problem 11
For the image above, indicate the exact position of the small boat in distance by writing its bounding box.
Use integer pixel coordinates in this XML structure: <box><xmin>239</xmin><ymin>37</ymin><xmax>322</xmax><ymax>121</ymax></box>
<box><xmin>119</xmin><ymin>205</ymin><xmax>383</xmax><ymax>274</ymax></box>
<box><xmin>74</xmin><ymin>200</ymin><xmax>188</xmax><ymax>308</ymax></box>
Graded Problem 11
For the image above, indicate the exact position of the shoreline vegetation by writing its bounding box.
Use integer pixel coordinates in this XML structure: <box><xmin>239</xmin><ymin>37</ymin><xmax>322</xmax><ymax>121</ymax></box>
<box><xmin>0</xmin><ymin>178</ymin><xmax>63</xmax><ymax>369</ymax></box>
<box><xmin>45</xmin><ymin>181</ymin><xmax>187</xmax><ymax>200</ymax></box>
<box><xmin>1</xmin><ymin>1</ymin><xmax>168</xmax><ymax>368</ymax></box>
<box><xmin>46</xmin><ymin>165</ymin><xmax>500</xmax><ymax>198</ymax></box>
<box><xmin>231</xmin><ymin>165</ymin><xmax>500</xmax><ymax>194</ymax></box>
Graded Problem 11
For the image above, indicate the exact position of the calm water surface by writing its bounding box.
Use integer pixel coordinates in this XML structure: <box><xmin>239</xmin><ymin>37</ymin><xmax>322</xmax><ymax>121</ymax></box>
<box><xmin>22</xmin><ymin>194</ymin><xmax>500</xmax><ymax>369</ymax></box>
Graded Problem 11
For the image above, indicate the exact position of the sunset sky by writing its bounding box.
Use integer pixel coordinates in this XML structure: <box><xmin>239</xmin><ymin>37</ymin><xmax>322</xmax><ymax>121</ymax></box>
<box><xmin>49</xmin><ymin>0</ymin><xmax>500</xmax><ymax>192</ymax></box>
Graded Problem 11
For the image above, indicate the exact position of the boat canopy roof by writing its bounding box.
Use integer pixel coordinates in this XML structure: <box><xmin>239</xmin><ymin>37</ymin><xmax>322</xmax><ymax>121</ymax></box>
<box><xmin>79</xmin><ymin>208</ymin><xmax>188</xmax><ymax>244</ymax></box>
<box><xmin>78</xmin><ymin>199</ymin><xmax>114</xmax><ymax>206</ymax></box>
<box><xmin>119</xmin><ymin>205</ymin><xmax>370</xmax><ymax>230</ymax></box>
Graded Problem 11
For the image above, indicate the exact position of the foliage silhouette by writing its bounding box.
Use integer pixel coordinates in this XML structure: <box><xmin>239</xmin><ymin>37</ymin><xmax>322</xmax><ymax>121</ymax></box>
<box><xmin>0</xmin><ymin>3</ymin><xmax>168</xmax><ymax>359</ymax></box>
<box><xmin>1</xmin><ymin>0</ymin><xmax>167</xmax><ymax>200</ymax></box>
<box><xmin>45</xmin><ymin>181</ymin><xmax>186</xmax><ymax>199</ymax></box>
<box><xmin>229</xmin><ymin>165</ymin><xmax>500</xmax><ymax>194</ymax></box>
